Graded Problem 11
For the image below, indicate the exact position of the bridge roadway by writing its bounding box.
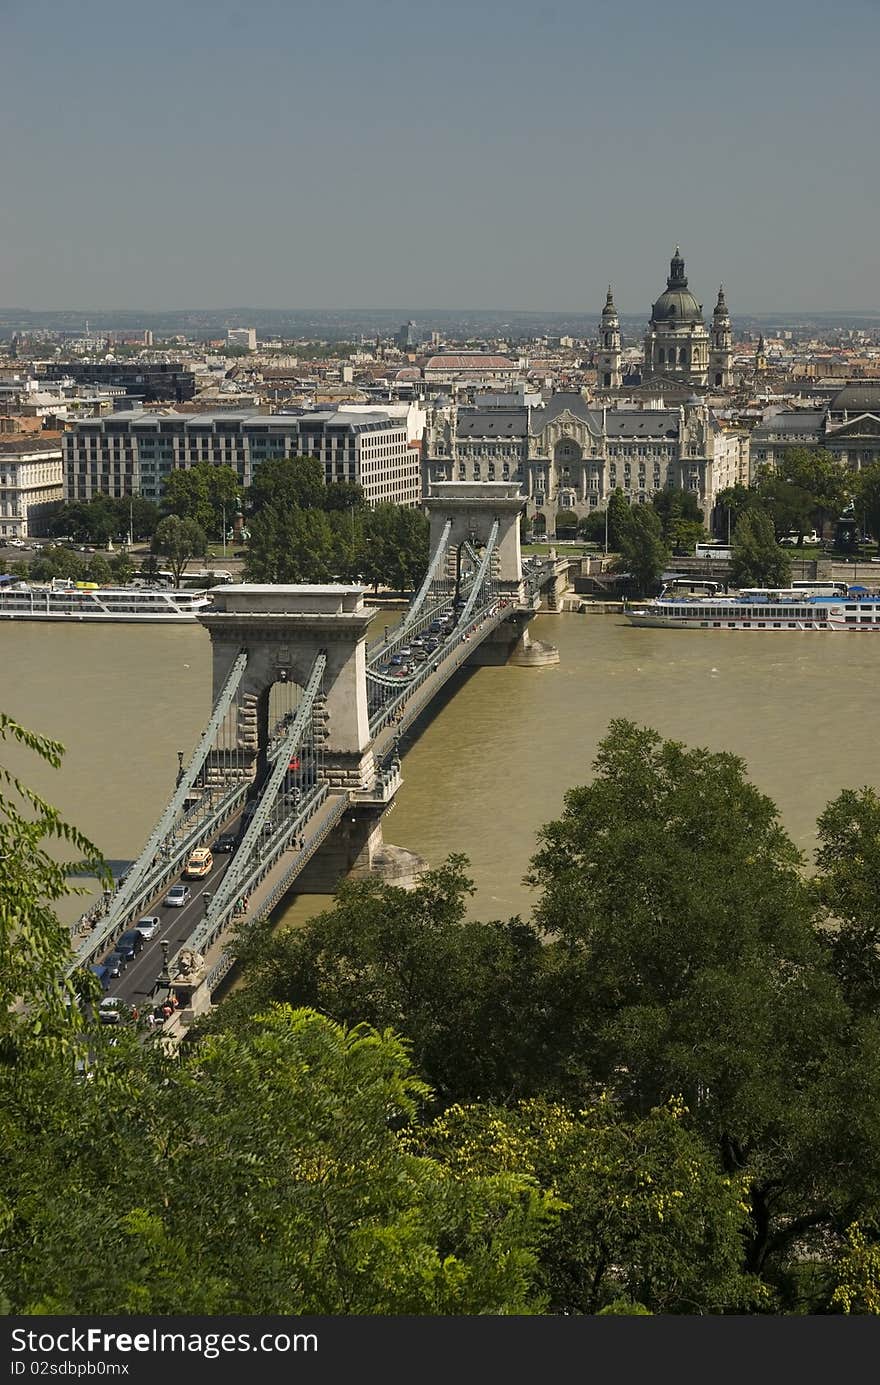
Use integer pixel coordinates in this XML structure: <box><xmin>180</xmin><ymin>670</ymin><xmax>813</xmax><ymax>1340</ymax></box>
<box><xmin>106</xmin><ymin>592</ymin><xmax>532</xmax><ymax>1014</ymax></box>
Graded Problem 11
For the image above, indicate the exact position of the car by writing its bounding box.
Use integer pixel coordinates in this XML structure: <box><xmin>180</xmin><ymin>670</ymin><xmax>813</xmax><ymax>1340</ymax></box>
<box><xmin>119</xmin><ymin>927</ymin><xmax>145</xmax><ymax>955</ymax></box>
<box><xmin>428</xmin><ymin>620</ymin><xmax>443</xmax><ymax>633</ymax></box>
<box><xmin>99</xmin><ymin>997</ymin><xmax>138</xmax><ymax>1026</ymax></box>
<box><xmin>90</xmin><ymin>963</ymin><xmax>111</xmax><ymax>992</ymax></box>
<box><xmin>424</xmin><ymin>637</ymin><xmax>439</xmax><ymax>652</ymax></box>
<box><xmin>184</xmin><ymin>847</ymin><xmax>213</xmax><ymax>879</ymax></box>
<box><xmin>103</xmin><ymin>952</ymin><xmax>126</xmax><ymax>979</ymax></box>
<box><xmin>214</xmin><ymin>832</ymin><xmax>238</xmax><ymax>853</ymax></box>
<box><xmin>398</xmin><ymin>646</ymin><xmax>412</xmax><ymax>658</ymax></box>
<box><xmin>389</xmin><ymin>654</ymin><xmax>403</xmax><ymax>667</ymax></box>
<box><xmin>163</xmin><ymin>883</ymin><xmax>191</xmax><ymax>908</ymax></box>
<box><xmin>135</xmin><ymin>915</ymin><xmax>161</xmax><ymax>940</ymax></box>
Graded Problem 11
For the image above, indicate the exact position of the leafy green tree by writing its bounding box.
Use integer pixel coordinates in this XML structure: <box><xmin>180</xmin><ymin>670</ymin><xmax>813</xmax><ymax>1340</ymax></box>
<box><xmin>753</xmin><ymin>469</ymin><xmax>814</xmax><ymax>542</ymax></box>
<box><xmin>577</xmin><ymin>511</ymin><xmax>607</xmax><ymax>544</ymax></box>
<box><xmin>854</xmin><ymin>463</ymin><xmax>880</xmax><ymax>546</ymax></box>
<box><xmin>212</xmin><ymin>858</ymin><xmax>565</xmax><ymax>1106</ymax></box>
<box><xmin>243</xmin><ymin>505</ymin><xmax>335</xmax><ymax>583</ymax></box>
<box><xmin>604</xmin><ymin>488</ymin><xmax>631</xmax><ymax>551</ymax></box>
<box><xmin>650</xmin><ymin>488</ymin><xmax>703</xmax><ymax>542</ymax></box>
<box><xmin>3</xmin><ymin>1007</ymin><xmax>553</xmax><ymax>1314</ymax></box>
<box><xmin>554</xmin><ymin>510</ymin><xmax>578</xmax><ymax>535</ymax></box>
<box><xmin>162</xmin><ymin>463</ymin><xmax>241</xmax><ymax>540</ymax></box>
<box><xmin>814</xmin><ymin>787</ymin><xmax>880</xmax><ymax>1014</ymax></box>
<box><xmin>151</xmin><ymin>515</ymin><xmax>207</xmax><ymax>586</ymax></box>
<box><xmin>525</xmin><ymin>720</ymin><xmax>880</xmax><ymax>1292</ymax></box>
<box><xmin>108</xmin><ymin>551</ymin><xmax>135</xmax><ymax>585</ymax></box>
<box><xmin>712</xmin><ymin>483</ymin><xmax>759</xmax><ymax>541</ymax></box>
<box><xmin>30</xmin><ymin>546</ymin><xmax>86</xmax><ymax>583</ymax></box>
<box><xmin>0</xmin><ymin>715</ymin><xmax>106</xmax><ymax>1061</ymax></box>
<box><xmin>85</xmin><ymin>555</ymin><xmax>111</xmax><ymax>585</ymax></box>
<box><xmin>247</xmin><ymin>456</ymin><xmax>325</xmax><ymax>516</ymax></box>
<box><xmin>614</xmin><ymin>504</ymin><xmax>669</xmax><ymax>595</ymax></box>
<box><xmin>831</xmin><ymin>1224</ymin><xmax>880</xmax><ymax>1314</ymax></box>
<box><xmin>323</xmin><ymin>481</ymin><xmax>365</xmax><ymax>513</ymax></box>
<box><xmin>422</xmin><ymin>1097</ymin><xmax>760</xmax><ymax>1315</ymax></box>
<box><xmin>730</xmin><ymin>508</ymin><xmax>791</xmax><ymax>587</ymax></box>
<box><xmin>776</xmin><ymin>448</ymin><xmax>849</xmax><ymax>541</ymax></box>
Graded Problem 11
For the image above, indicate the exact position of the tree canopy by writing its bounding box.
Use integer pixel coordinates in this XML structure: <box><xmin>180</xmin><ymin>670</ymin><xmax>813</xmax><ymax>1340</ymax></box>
<box><xmin>730</xmin><ymin>507</ymin><xmax>791</xmax><ymax>587</ymax></box>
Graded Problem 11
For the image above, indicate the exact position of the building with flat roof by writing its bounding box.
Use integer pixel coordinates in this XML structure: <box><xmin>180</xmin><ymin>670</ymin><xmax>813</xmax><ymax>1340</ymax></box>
<box><xmin>0</xmin><ymin>434</ymin><xmax>63</xmax><ymax>539</ymax></box>
<box><xmin>63</xmin><ymin>409</ymin><xmax>420</xmax><ymax>508</ymax></box>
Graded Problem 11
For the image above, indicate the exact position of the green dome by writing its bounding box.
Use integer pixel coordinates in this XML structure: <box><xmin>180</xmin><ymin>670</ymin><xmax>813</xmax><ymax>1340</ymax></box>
<box><xmin>650</xmin><ymin>247</ymin><xmax>703</xmax><ymax>326</ymax></box>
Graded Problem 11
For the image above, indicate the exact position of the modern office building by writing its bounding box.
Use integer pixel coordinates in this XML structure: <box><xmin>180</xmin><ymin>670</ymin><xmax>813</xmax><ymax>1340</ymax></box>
<box><xmin>0</xmin><ymin>434</ymin><xmax>64</xmax><ymax>539</ymax></box>
<box><xmin>62</xmin><ymin>409</ymin><xmax>420</xmax><ymax>508</ymax></box>
<box><xmin>59</xmin><ymin>362</ymin><xmax>197</xmax><ymax>402</ymax></box>
<box><xmin>227</xmin><ymin>328</ymin><xmax>257</xmax><ymax>351</ymax></box>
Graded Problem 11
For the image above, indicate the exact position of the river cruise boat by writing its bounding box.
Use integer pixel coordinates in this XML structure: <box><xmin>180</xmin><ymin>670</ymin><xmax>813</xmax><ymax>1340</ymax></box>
<box><xmin>625</xmin><ymin>590</ymin><xmax>880</xmax><ymax>631</ymax></box>
<box><xmin>0</xmin><ymin>580</ymin><xmax>212</xmax><ymax>623</ymax></box>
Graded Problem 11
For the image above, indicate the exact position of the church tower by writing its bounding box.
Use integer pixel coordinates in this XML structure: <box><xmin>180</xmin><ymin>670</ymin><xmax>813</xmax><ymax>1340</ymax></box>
<box><xmin>643</xmin><ymin>247</ymin><xmax>709</xmax><ymax>386</ymax></box>
<box><xmin>597</xmin><ymin>286</ymin><xmax>621</xmax><ymax>390</ymax></box>
<box><xmin>709</xmin><ymin>285</ymin><xmax>733</xmax><ymax>389</ymax></box>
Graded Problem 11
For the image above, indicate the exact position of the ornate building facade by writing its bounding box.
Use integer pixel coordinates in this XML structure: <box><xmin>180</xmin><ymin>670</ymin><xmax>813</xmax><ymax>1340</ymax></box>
<box><xmin>424</xmin><ymin>392</ymin><xmax>746</xmax><ymax>535</ymax></box>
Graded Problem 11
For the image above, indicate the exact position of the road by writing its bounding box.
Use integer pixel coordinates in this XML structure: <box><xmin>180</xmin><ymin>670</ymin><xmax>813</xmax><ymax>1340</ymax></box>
<box><xmin>108</xmin><ymin>848</ymin><xmax>237</xmax><ymax>1008</ymax></box>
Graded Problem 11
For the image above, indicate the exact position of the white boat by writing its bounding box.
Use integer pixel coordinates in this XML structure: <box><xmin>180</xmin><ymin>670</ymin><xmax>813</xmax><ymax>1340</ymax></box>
<box><xmin>0</xmin><ymin>581</ymin><xmax>212</xmax><ymax>623</ymax></box>
<box><xmin>625</xmin><ymin>592</ymin><xmax>880</xmax><ymax>631</ymax></box>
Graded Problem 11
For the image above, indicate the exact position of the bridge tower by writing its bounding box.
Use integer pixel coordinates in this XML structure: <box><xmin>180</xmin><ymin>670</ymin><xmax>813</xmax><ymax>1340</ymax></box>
<box><xmin>200</xmin><ymin>585</ymin><xmax>379</xmax><ymax>792</ymax></box>
<box><xmin>425</xmin><ymin>481</ymin><xmax>525</xmax><ymax>596</ymax></box>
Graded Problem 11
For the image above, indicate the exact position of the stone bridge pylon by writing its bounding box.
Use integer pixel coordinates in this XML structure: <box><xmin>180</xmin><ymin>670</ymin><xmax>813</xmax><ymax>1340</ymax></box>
<box><xmin>200</xmin><ymin>585</ymin><xmax>380</xmax><ymax>793</ymax></box>
<box><xmin>425</xmin><ymin>481</ymin><xmax>526</xmax><ymax>595</ymax></box>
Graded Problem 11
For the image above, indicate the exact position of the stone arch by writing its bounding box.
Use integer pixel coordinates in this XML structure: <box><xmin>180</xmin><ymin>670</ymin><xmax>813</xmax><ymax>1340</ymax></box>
<box><xmin>554</xmin><ymin>436</ymin><xmax>582</xmax><ymax>464</ymax></box>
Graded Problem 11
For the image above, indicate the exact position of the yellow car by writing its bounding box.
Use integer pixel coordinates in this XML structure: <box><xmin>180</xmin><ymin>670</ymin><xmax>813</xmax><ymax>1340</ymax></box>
<box><xmin>183</xmin><ymin>847</ymin><xmax>213</xmax><ymax>880</ymax></box>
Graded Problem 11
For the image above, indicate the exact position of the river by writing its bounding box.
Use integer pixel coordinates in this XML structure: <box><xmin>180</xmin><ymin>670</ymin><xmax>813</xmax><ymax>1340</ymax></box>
<box><xmin>2</xmin><ymin>612</ymin><xmax>878</xmax><ymax>927</ymax></box>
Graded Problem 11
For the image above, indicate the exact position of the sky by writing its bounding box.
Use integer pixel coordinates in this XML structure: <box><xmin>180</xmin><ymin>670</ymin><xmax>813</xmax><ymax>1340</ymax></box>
<box><xmin>1</xmin><ymin>0</ymin><xmax>878</xmax><ymax>314</ymax></box>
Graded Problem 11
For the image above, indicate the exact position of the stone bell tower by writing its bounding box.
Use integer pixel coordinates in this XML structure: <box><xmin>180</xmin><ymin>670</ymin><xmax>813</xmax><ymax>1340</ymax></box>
<box><xmin>597</xmin><ymin>286</ymin><xmax>622</xmax><ymax>390</ymax></box>
<box><xmin>709</xmin><ymin>284</ymin><xmax>733</xmax><ymax>389</ymax></box>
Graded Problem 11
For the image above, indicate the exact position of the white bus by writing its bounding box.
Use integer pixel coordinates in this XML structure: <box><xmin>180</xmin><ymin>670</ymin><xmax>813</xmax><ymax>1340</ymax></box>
<box><xmin>694</xmin><ymin>543</ymin><xmax>733</xmax><ymax>562</ymax></box>
<box><xmin>790</xmin><ymin>580</ymin><xmax>848</xmax><ymax>597</ymax></box>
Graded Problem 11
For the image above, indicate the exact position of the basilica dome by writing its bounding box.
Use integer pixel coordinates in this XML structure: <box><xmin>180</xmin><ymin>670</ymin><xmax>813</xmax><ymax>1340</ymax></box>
<box><xmin>650</xmin><ymin>247</ymin><xmax>703</xmax><ymax>326</ymax></box>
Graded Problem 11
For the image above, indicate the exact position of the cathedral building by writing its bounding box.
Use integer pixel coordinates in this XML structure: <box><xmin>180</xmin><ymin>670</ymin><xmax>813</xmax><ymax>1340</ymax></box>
<box><xmin>599</xmin><ymin>248</ymin><xmax>733</xmax><ymax>394</ymax></box>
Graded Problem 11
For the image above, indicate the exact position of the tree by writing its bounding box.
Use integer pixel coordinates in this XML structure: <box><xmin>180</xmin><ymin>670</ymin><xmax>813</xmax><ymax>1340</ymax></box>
<box><xmin>151</xmin><ymin>515</ymin><xmax>207</xmax><ymax>585</ymax></box>
<box><xmin>162</xmin><ymin>463</ymin><xmax>241</xmax><ymax>540</ymax></box>
<box><xmin>604</xmin><ymin>488</ymin><xmax>631</xmax><ymax>551</ymax></box>
<box><xmin>211</xmin><ymin>858</ymin><xmax>566</xmax><ymax>1106</ymax></box>
<box><xmin>854</xmin><ymin>463</ymin><xmax>880</xmax><ymax>546</ymax></box>
<box><xmin>0</xmin><ymin>715</ymin><xmax>107</xmax><ymax>1061</ymax></box>
<box><xmin>712</xmin><ymin>484</ymin><xmax>760</xmax><ymax>541</ymax></box>
<box><xmin>85</xmin><ymin>555</ymin><xmax>111</xmax><ymax>585</ymax></box>
<box><xmin>247</xmin><ymin>456</ymin><xmax>325</xmax><ymax>516</ymax></box>
<box><xmin>753</xmin><ymin>469</ymin><xmax>814</xmax><ymax>542</ymax></box>
<box><xmin>2</xmin><ymin>1007</ymin><xmax>554</xmax><ymax>1314</ymax></box>
<box><xmin>422</xmin><ymin>1097</ymin><xmax>760</xmax><ymax>1314</ymax></box>
<box><xmin>243</xmin><ymin>504</ymin><xmax>335</xmax><ymax>583</ymax></box>
<box><xmin>814</xmin><ymin>787</ymin><xmax>880</xmax><ymax>1014</ymax></box>
<box><xmin>650</xmin><ymin>488</ymin><xmax>703</xmax><ymax>544</ymax></box>
<box><xmin>614</xmin><ymin>504</ymin><xmax>669</xmax><ymax>595</ymax></box>
<box><xmin>730</xmin><ymin>507</ymin><xmax>791</xmax><ymax>587</ymax></box>
<box><xmin>776</xmin><ymin>448</ymin><xmax>850</xmax><ymax>541</ymax></box>
<box><xmin>108</xmin><ymin>551</ymin><xmax>135</xmax><ymax>585</ymax></box>
<box><xmin>525</xmin><ymin>720</ymin><xmax>880</xmax><ymax>1294</ymax></box>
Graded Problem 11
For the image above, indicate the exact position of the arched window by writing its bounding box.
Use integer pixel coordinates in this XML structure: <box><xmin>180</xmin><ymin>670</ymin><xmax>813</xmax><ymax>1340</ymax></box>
<box><xmin>679</xmin><ymin>348</ymin><xmax>687</xmax><ymax>365</ymax></box>
<box><xmin>658</xmin><ymin>348</ymin><xmax>665</xmax><ymax>365</ymax></box>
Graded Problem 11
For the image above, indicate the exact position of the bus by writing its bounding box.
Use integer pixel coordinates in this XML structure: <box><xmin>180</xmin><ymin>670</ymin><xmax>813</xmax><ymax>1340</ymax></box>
<box><xmin>790</xmin><ymin>580</ymin><xmax>848</xmax><ymax>597</ymax></box>
<box><xmin>694</xmin><ymin>543</ymin><xmax>733</xmax><ymax>562</ymax></box>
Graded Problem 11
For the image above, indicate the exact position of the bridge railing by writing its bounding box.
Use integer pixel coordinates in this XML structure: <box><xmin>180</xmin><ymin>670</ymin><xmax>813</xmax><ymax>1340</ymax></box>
<box><xmin>195</xmin><ymin>653</ymin><xmax>327</xmax><ymax>942</ymax></box>
<box><xmin>67</xmin><ymin>777</ymin><xmax>252</xmax><ymax>976</ymax></box>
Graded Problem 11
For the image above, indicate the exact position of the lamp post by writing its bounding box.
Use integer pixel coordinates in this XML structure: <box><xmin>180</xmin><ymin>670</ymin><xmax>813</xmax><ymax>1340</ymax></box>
<box><xmin>604</xmin><ymin>501</ymin><xmax>609</xmax><ymax>556</ymax></box>
<box><xmin>221</xmin><ymin>501</ymin><xmax>227</xmax><ymax>559</ymax></box>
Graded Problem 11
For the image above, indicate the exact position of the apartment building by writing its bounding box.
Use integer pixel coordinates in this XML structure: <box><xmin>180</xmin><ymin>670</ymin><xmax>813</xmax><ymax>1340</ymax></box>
<box><xmin>63</xmin><ymin>409</ymin><xmax>420</xmax><ymax>508</ymax></box>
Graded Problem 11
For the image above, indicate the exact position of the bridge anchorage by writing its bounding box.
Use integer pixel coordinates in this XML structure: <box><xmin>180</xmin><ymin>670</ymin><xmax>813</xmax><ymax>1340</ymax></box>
<box><xmin>69</xmin><ymin>483</ymin><xmax>558</xmax><ymax>1035</ymax></box>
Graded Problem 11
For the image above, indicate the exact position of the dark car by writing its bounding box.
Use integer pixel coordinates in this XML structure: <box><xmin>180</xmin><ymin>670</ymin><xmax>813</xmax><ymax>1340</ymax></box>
<box><xmin>103</xmin><ymin>951</ymin><xmax>125</xmax><ymax>979</ymax></box>
<box><xmin>90</xmin><ymin>963</ymin><xmax>111</xmax><ymax>991</ymax></box>
<box><xmin>115</xmin><ymin>929</ymin><xmax>145</xmax><ymax>962</ymax></box>
<box><xmin>214</xmin><ymin>832</ymin><xmax>238</xmax><ymax>853</ymax></box>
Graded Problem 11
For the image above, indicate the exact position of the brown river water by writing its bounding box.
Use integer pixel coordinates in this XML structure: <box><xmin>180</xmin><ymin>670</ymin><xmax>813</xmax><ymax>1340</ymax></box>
<box><xmin>2</xmin><ymin>612</ymin><xmax>877</xmax><ymax>926</ymax></box>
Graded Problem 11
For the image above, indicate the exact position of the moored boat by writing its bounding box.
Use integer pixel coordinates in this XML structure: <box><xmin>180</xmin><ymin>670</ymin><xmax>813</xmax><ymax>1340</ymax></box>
<box><xmin>625</xmin><ymin>591</ymin><xmax>880</xmax><ymax>631</ymax></box>
<box><xmin>0</xmin><ymin>580</ymin><xmax>212</xmax><ymax>623</ymax></box>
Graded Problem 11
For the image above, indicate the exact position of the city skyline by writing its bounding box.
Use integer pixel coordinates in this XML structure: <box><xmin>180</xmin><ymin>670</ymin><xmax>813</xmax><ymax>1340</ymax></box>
<box><xmin>2</xmin><ymin>0</ymin><xmax>878</xmax><ymax>314</ymax></box>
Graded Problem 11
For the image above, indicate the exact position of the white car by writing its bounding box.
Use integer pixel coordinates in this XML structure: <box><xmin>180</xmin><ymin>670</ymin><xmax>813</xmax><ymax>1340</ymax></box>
<box><xmin>135</xmin><ymin>916</ymin><xmax>161</xmax><ymax>939</ymax></box>
<box><xmin>163</xmin><ymin>884</ymin><xmax>191</xmax><ymax>908</ymax></box>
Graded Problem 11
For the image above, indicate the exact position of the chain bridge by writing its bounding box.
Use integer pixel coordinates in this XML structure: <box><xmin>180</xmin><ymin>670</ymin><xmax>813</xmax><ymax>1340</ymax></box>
<box><xmin>69</xmin><ymin>484</ymin><xmax>560</xmax><ymax>1030</ymax></box>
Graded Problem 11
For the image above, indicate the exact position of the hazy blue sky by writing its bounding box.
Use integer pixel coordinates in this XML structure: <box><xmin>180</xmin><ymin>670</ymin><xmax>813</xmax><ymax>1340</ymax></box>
<box><xmin>2</xmin><ymin>0</ymin><xmax>878</xmax><ymax>313</ymax></box>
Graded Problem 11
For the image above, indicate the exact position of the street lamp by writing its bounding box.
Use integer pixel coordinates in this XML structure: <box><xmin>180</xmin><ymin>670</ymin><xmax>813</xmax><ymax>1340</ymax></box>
<box><xmin>221</xmin><ymin>501</ymin><xmax>227</xmax><ymax>559</ymax></box>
